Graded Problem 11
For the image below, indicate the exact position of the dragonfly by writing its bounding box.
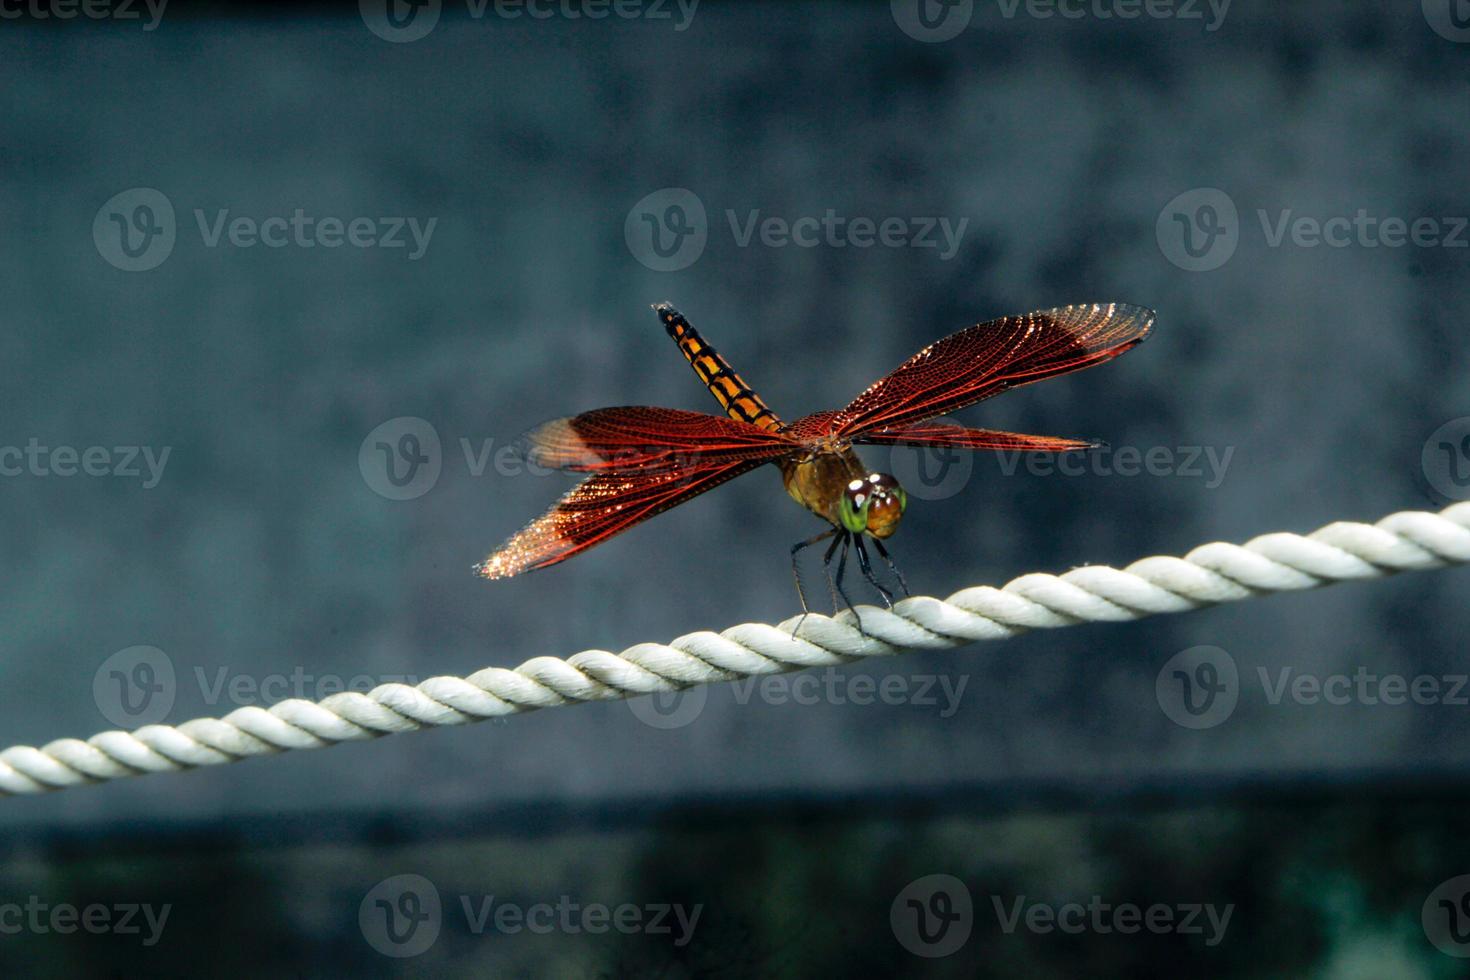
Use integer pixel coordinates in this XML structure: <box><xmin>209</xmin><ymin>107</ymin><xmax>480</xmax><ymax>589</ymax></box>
<box><xmin>477</xmin><ymin>302</ymin><xmax>1154</xmax><ymax>630</ymax></box>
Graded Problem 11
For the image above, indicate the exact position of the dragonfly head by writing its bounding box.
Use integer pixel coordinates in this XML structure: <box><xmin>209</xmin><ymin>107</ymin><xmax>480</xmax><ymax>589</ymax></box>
<box><xmin>839</xmin><ymin>472</ymin><xmax>908</xmax><ymax>539</ymax></box>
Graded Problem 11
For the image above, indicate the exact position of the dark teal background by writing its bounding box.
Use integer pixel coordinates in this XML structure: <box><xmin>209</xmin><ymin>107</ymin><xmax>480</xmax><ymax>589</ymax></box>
<box><xmin>2</xmin><ymin>1</ymin><xmax>1469</xmax><ymax>975</ymax></box>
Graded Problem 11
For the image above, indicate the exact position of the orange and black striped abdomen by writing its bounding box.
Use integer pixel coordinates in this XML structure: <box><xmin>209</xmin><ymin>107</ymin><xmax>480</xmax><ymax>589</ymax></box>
<box><xmin>654</xmin><ymin>303</ymin><xmax>782</xmax><ymax>433</ymax></box>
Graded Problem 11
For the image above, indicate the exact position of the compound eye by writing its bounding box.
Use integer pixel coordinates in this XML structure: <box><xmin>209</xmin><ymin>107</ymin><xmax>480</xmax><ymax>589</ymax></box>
<box><xmin>869</xmin><ymin>472</ymin><xmax>899</xmax><ymax>492</ymax></box>
<box><xmin>839</xmin><ymin>481</ymin><xmax>870</xmax><ymax>533</ymax></box>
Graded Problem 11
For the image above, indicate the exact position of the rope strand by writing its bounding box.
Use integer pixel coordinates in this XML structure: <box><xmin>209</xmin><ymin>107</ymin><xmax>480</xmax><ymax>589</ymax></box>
<box><xmin>3</xmin><ymin>501</ymin><xmax>1468</xmax><ymax>797</ymax></box>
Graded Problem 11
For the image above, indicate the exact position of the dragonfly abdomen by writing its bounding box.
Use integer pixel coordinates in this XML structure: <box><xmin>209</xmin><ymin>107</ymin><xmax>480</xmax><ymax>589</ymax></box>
<box><xmin>655</xmin><ymin>303</ymin><xmax>783</xmax><ymax>433</ymax></box>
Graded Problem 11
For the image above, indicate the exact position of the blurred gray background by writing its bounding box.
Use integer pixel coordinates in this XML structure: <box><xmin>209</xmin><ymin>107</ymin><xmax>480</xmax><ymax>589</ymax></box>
<box><xmin>2</xmin><ymin>1</ymin><xmax>1469</xmax><ymax>975</ymax></box>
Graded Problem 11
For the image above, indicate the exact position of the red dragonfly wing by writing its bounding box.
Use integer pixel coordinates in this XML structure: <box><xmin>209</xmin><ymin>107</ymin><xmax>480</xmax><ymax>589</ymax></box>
<box><xmin>476</xmin><ymin>457</ymin><xmax>772</xmax><ymax>579</ymax></box>
<box><xmin>852</xmin><ymin>421</ymin><xmax>1097</xmax><ymax>453</ymax></box>
<box><xmin>480</xmin><ymin>406</ymin><xmax>796</xmax><ymax>579</ymax></box>
<box><xmin>520</xmin><ymin>406</ymin><xmax>796</xmax><ymax>472</ymax></box>
<box><xmin>822</xmin><ymin>303</ymin><xmax>1154</xmax><ymax>438</ymax></box>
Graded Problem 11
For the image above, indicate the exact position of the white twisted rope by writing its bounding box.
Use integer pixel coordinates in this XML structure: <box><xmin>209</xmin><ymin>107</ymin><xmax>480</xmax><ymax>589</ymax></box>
<box><xmin>4</xmin><ymin>501</ymin><xmax>1469</xmax><ymax>797</ymax></box>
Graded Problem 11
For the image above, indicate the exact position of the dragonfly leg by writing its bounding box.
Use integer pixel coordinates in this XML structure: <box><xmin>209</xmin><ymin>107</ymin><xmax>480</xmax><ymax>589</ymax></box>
<box><xmin>870</xmin><ymin>537</ymin><xmax>911</xmax><ymax>597</ymax></box>
<box><xmin>828</xmin><ymin>532</ymin><xmax>866</xmax><ymax>635</ymax></box>
<box><xmin>789</xmin><ymin>527</ymin><xmax>838</xmax><ymax>638</ymax></box>
<box><xmin>853</xmin><ymin>535</ymin><xmax>895</xmax><ymax>609</ymax></box>
<box><xmin>821</xmin><ymin>530</ymin><xmax>845</xmax><ymax>613</ymax></box>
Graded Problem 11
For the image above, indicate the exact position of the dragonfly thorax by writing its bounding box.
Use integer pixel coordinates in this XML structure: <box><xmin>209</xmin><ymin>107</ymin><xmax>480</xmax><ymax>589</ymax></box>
<box><xmin>780</xmin><ymin>449</ymin><xmax>909</xmax><ymax>538</ymax></box>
